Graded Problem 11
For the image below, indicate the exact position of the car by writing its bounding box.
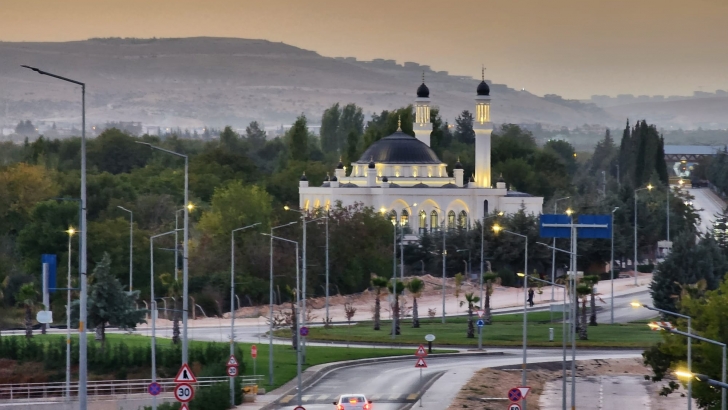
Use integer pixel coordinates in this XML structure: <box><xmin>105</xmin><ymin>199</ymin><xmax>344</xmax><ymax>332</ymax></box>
<box><xmin>332</xmin><ymin>393</ymin><xmax>372</xmax><ymax>410</ymax></box>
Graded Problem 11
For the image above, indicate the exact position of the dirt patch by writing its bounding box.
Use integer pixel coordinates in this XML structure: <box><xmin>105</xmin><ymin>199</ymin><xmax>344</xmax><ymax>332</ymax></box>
<box><xmin>447</xmin><ymin>358</ymin><xmax>662</xmax><ymax>410</ymax></box>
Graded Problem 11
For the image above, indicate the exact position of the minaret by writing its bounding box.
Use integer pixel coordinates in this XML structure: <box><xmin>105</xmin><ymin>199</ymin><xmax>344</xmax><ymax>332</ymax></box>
<box><xmin>413</xmin><ymin>73</ymin><xmax>433</xmax><ymax>147</ymax></box>
<box><xmin>473</xmin><ymin>66</ymin><xmax>492</xmax><ymax>188</ymax></box>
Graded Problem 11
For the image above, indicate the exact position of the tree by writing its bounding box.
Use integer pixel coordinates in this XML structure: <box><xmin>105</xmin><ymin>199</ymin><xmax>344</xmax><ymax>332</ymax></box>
<box><xmin>406</xmin><ymin>278</ymin><xmax>424</xmax><ymax>328</ymax></box>
<box><xmin>453</xmin><ymin>111</ymin><xmax>475</xmax><ymax>144</ymax></box>
<box><xmin>483</xmin><ymin>272</ymin><xmax>498</xmax><ymax>325</ymax></box>
<box><xmin>244</xmin><ymin>121</ymin><xmax>267</xmax><ymax>152</ymax></box>
<box><xmin>460</xmin><ymin>292</ymin><xmax>481</xmax><ymax>338</ymax></box>
<box><xmin>371</xmin><ymin>276</ymin><xmax>389</xmax><ymax>331</ymax></box>
<box><xmin>80</xmin><ymin>253</ymin><xmax>146</xmax><ymax>344</ymax></box>
<box><xmin>198</xmin><ymin>181</ymin><xmax>272</xmax><ymax>240</ymax></box>
<box><xmin>287</xmin><ymin>114</ymin><xmax>310</xmax><ymax>162</ymax></box>
<box><xmin>88</xmin><ymin>129</ymin><xmax>152</xmax><ymax>174</ymax></box>
<box><xmin>337</xmin><ymin>104</ymin><xmax>364</xmax><ymax>150</ymax></box>
<box><xmin>576</xmin><ymin>283</ymin><xmax>591</xmax><ymax>340</ymax></box>
<box><xmin>583</xmin><ymin>275</ymin><xmax>600</xmax><ymax>326</ymax></box>
<box><xmin>0</xmin><ymin>163</ymin><xmax>59</xmax><ymax>234</ymax></box>
<box><xmin>15</xmin><ymin>283</ymin><xmax>37</xmax><ymax>338</ymax></box>
<box><xmin>160</xmin><ymin>273</ymin><xmax>182</xmax><ymax>344</ymax></box>
<box><xmin>345</xmin><ymin>131</ymin><xmax>359</xmax><ymax>167</ymax></box>
<box><xmin>387</xmin><ymin>279</ymin><xmax>405</xmax><ymax>335</ymax></box>
<box><xmin>320</xmin><ymin>103</ymin><xmax>341</xmax><ymax>153</ymax></box>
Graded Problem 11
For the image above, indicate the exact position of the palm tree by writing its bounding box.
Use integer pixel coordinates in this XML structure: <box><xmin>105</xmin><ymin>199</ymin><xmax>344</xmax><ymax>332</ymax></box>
<box><xmin>160</xmin><ymin>273</ymin><xmax>182</xmax><ymax>344</ymax></box>
<box><xmin>406</xmin><ymin>278</ymin><xmax>424</xmax><ymax>328</ymax></box>
<box><xmin>16</xmin><ymin>283</ymin><xmax>37</xmax><ymax>339</ymax></box>
<box><xmin>583</xmin><ymin>275</ymin><xmax>600</xmax><ymax>326</ymax></box>
<box><xmin>482</xmin><ymin>273</ymin><xmax>498</xmax><ymax>325</ymax></box>
<box><xmin>371</xmin><ymin>276</ymin><xmax>389</xmax><ymax>331</ymax></box>
<box><xmin>576</xmin><ymin>284</ymin><xmax>591</xmax><ymax>340</ymax></box>
<box><xmin>460</xmin><ymin>292</ymin><xmax>481</xmax><ymax>338</ymax></box>
<box><xmin>388</xmin><ymin>279</ymin><xmax>405</xmax><ymax>335</ymax></box>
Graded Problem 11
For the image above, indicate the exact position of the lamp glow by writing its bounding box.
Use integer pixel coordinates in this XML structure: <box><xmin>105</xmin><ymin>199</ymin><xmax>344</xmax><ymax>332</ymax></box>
<box><xmin>517</xmin><ymin>272</ymin><xmax>525</xmax><ymax>277</ymax></box>
<box><xmin>647</xmin><ymin>184</ymin><xmax>654</xmax><ymax>190</ymax></box>
<box><xmin>674</xmin><ymin>370</ymin><xmax>695</xmax><ymax>380</ymax></box>
<box><xmin>284</xmin><ymin>205</ymin><xmax>290</xmax><ymax>211</ymax></box>
<box><xmin>66</xmin><ymin>227</ymin><xmax>76</xmax><ymax>236</ymax></box>
<box><xmin>565</xmin><ymin>208</ymin><xmax>574</xmax><ymax>216</ymax></box>
<box><xmin>492</xmin><ymin>224</ymin><xmax>502</xmax><ymax>233</ymax></box>
<box><xmin>186</xmin><ymin>203</ymin><xmax>195</xmax><ymax>211</ymax></box>
<box><xmin>630</xmin><ymin>302</ymin><xmax>642</xmax><ymax>308</ymax></box>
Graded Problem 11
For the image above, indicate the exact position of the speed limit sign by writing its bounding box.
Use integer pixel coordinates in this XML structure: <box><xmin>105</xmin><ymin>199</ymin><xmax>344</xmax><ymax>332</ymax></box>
<box><xmin>174</xmin><ymin>383</ymin><xmax>194</xmax><ymax>402</ymax></box>
<box><xmin>227</xmin><ymin>366</ymin><xmax>239</xmax><ymax>377</ymax></box>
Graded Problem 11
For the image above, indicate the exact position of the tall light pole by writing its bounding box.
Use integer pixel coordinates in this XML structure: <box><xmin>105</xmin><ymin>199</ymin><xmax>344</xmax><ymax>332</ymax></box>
<box><xmin>64</xmin><ymin>227</ymin><xmax>76</xmax><ymax>401</ymax></box>
<box><xmin>551</xmin><ymin>197</ymin><xmax>571</xmax><ymax>301</ymax></box>
<box><xmin>22</xmin><ymin>65</ymin><xmax>88</xmax><ymax>410</ymax></box>
<box><xmin>633</xmin><ymin>303</ymin><xmax>692</xmax><ymax>410</ymax></box>
<box><xmin>174</xmin><ymin>207</ymin><xmax>190</xmax><ymax>281</ymax></box>
<box><xmin>325</xmin><ymin>212</ymin><xmax>330</xmax><ymax>324</ymax></box>
<box><xmin>634</xmin><ymin>184</ymin><xmax>653</xmax><ymax>286</ymax></box>
<box><xmin>494</xmin><ymin>224</ymin><xmax>529</xmax><ymax>410</ymax></box>
<box><xmin>262</xmin><ymin>234</ymin><xmax>301</xmax><ymax>406</ymax></box>
<box><xmin>230</xmin><ymin>223</ymin><xmax>261</xmax><ymax>406</ymax></box>
<box><xmin>479</xmin><ymin>212</ymin><xmax>503</xmax><ymax>304</ymax></box>
<box><xmin>150</xmin><ymin>230</ymin><xmax>175</xmax><ymax>410</ymax></box>
<box><xmin>268</xmin><ymin>221</ymin><xmax>297</xmax><ymax>386</ymax></box>
<box><xmin>136</xmin><ymin>142</ymin><xmax>190</xmax><ymax>364</ymax></box>
<box><xmin>117</xmin><ymin>206</ymin><xmax>134</xmax><ymax>291</ymax></box>
<box><xmin>610</xmin><ymin>207</ymin><xmax>619</xmax><ymax>324</ymax></box>
<box><xmin>667</xmin><ymin>182</ymin><xmax>670</xmax><ymax>242</ymax></box>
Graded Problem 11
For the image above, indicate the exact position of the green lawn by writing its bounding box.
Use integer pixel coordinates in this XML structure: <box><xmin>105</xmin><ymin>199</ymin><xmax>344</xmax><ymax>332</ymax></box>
<box><xmin>4</xmin><ymin>333</ymin><xmax>452</xmax><ymax>391</ymax></box>
<box><xmin>275</xmin><ymin>312</ymin><xmax>661</xmax><ymax>348</ymax></box>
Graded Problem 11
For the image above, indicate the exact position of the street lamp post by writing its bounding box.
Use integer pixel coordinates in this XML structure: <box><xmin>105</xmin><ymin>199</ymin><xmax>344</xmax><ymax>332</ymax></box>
<box><xmin>610</xmin><ymin>207</ymin><xmax>619</xmax><ymax>324</ymax></box>
<box><xmin>494</xmin><ymin>224</ymin><xmax>529</xmax><ymax>410</ymax></box>
<box><xmin>136</xmin><ymin>142</ymin><xmax>190</xmax><ymax>364</ymax></box>
<box><xmin>634</xmin><ymin>184</ymin><xmax>653</xmax><ymax>286</ymax></box>
<box><xmin>262</xmin><ymin>234</ymin><xmax>301</xmax><ymax>407</ymax></box>
<box><xmin>22</xmin><ymin>65</ymin><xmax>89</xmax><ymax>410</ymax></box>
<box><xmin>267</xmin><ymin>221</ymin><xmax>297</xmax><ymax>386</ymax></box>
<box><xmin>230</xmin><ymin>223</ymin><xmax>261</xmax><ymax>406</ymax></box>
<box><xmin>551</xmin><ymin>197</ymin><xmax>571</xmax><ymax>301</ymax></box>
<box><xmin>661</xmin><ymin>326</ymin><xmax>725</xmax><ymax>410</ymax></box>
<box><xmin>117</xmin><ymin>206</ymin><xmax>133</xmax><ymax>291</ymax></box>
<box><xmin>64</xmin><ymin>227</ymin><xmax>76</xmax><ymax>401</ymax></box>
<box><xmin>633</xmin><ymin>303</ymin><xmax>692</xmax><ymax>410</ymax></box>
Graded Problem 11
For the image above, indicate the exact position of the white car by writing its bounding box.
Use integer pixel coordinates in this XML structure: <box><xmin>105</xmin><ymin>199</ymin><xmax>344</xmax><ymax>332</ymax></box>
<box><xmin>333</xmin><ymin>393</ymin><xmax>372</xmax><ymax>410</ymax></box>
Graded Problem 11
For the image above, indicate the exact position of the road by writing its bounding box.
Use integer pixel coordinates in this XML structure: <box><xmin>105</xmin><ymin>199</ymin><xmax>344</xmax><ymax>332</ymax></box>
<box><xmin>685</xmin><ymin>187</ymin><xmax>725</xmax><ymax>234</ymax></box>
<box><xmin>270</xmin><ymin>349</ymin><xmax>643</xmax><ymax>410</ymax></box>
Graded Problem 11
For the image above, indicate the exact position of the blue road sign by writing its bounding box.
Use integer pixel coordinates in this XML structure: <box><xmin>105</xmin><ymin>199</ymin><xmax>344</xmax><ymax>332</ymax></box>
<box><xmin>476</xmin><ymin>319</ymin><xmax>485</xmax><ymax>327</ymax></box>
<box><xmin>148</xmin><ymin>382</ymin><xmax>161</xmax><ymax>396</ymax></box>
<box><xmin>539</xmin><ymin>215</ymin><xmax>571</xmax><ymax>238</ymax></box>
<box><xmin>577</xmin><ymin>215</ymin><xmax>612</xmax><ymax>238</ymax></box>
<box><xmin>300</xmin><ymin>326</ymin><xmax>309</xmax><ymax>336</ymax></box>
<box><xmin>41</xmin><ymin>254</ymin><xmax>57</xmax><ymax>293</ymax></box>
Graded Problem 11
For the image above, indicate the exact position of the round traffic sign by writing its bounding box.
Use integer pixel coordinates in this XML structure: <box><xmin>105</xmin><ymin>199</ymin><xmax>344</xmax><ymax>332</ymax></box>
<box><xmin>300</xmin><ymin>326</ymin><xmax>309</xmax><ymax>336</ymax></box>
<box><xmin>424</xmin><ymin>334</ymin><xmax>436</xmax><ymax>342</ymax></box>
<box><xmin>251</xmin><ymin>345</ymin><xmax>258</xmax><ymax>358</ymax></box>
<box><xmin>507</xmin><ymin>388</ymin><xmax>522</xmax><ymax>402</ymax></box>
<box><xmin>174</xmin><ymin>383</ymin><xmax>194</xmax><ymax>402</ymax></box>
<box><xmin>227</xmin><ymin>365</ymin><xmax>239</xmax><ymax>377</ymax></box>
<box><xmin>293</xmin><ymin>406</ymin><xmax>306</xmax><ymax>410</ymax></box>
<box><xmin>507</xmin><ymin>403</ymin><xmax>522</xmax><ymax>410</ymax></box>
<box><xmin>148</xmin><ymin>382</ymin><xmax>161</xmax><ymax>396</ymax></box>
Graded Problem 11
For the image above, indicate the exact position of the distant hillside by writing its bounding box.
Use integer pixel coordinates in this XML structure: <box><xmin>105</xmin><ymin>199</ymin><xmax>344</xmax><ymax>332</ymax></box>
<box><xmin>0</xmin><ymin>37</ymin><xmax>617</xmax><ymax>130</ymax></box>
<box><xmin>605</xmin><ymin>97</ymin><xmax>728</xmax><ymax>129</ymax></box>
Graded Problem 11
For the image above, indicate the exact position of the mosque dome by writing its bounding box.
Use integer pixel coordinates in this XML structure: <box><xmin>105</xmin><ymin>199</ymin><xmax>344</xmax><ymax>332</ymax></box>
<box><xmin>417</xmin><ymin>82</ymin><xmax>430</xmax><ymax>98</ymax></box>
<box><xmin>357</xmin><ymin>130</ymin><xmax>442</xmax><ymax>164</ymax></box>
<box><xmin>477</xmin><ymin>80</ymin><xmax>490</xmax><ymax>96</ymax></box>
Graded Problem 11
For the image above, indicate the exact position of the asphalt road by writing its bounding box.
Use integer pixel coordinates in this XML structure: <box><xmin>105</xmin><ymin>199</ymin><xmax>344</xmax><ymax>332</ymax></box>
<box><xmin>271</xmin><ymin>349</ymin><xmax>644</xmax><ymax>410</ymax></box>
<box><xmin>686</xmin><ymin>187</ymin><xmax>726</xmax><ymax>234</ymax></box>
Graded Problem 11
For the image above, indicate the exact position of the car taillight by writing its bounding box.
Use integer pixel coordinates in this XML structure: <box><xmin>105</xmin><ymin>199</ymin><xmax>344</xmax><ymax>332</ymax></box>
<box><xmin>364</xmin><ymin>404</ymin><xmax>371</xmax><ymax>410</ymax></box>
<box><xmin>337</xmin><ymin>405</ymin><xmax>344</xmax><ymax>410</ymax></box>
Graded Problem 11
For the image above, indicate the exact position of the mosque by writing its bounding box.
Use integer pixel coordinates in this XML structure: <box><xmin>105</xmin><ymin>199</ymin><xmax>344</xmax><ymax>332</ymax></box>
<box><xmin>298</xmin><ymin>75</ymin><xmax>543</xmax><ymax>232</ymax></box>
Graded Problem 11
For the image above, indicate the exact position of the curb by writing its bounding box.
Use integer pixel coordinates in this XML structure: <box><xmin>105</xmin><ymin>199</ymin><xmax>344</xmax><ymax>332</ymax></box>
<box><xmin>258</xmin><ymin>351</ymin><xmax>506</xmax><ymax>410</ymax></box>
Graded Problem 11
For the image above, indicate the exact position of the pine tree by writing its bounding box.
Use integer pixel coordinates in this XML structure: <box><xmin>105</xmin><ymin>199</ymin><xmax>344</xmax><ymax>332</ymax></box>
<box><xmin>454</xmin><ymin>110</ymin><xmax>475</xmax><ymax>144</ymax></box>
<box><xmin>320</xmin><ymin>103</ymin><xmax>340</xmax><ymax>153</ymax></box>
<box><xmin>288</xmin><ymin>114</ymin><xmax>310</xmax><ymax>161</ymax></box>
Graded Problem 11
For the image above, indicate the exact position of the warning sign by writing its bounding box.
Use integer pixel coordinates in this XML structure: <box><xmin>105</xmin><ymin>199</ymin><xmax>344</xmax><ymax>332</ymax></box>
<box><xmin>415</xmin><ymin>357</ymin><xmax>427</xmax><ymax>368</ymax></box>
<box><xmin>227</xmin><ymin>355</ymin><xmax>239</xmax><ymax>366</ymax></box>
<box><xmin>174</xmin><ymin>363</ymin><xmax>197</xmax><ymax>383</ymax></box>
<box><xmin>415</xmin><ymin>344</ymin><xmax>427</xmax><ymax>357</ymax></box>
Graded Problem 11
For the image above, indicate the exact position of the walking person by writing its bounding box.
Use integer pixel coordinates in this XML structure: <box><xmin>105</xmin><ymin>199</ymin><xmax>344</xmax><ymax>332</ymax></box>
<box><xmin>527</xmin><ymin>288</ymin><xmax>535</xmax><ymax>307</ymax></box>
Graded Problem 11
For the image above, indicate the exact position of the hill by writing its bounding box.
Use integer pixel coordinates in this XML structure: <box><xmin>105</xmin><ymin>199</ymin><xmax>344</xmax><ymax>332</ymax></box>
<box><xmin>0</xmin><ymin>37</ymin><xmax>616</xmax><ymax>130</ymax></box>
<box><xmin>605</xmin><ymin>97</ymin><xmax>728</xmax><ymax>129</ymax></box>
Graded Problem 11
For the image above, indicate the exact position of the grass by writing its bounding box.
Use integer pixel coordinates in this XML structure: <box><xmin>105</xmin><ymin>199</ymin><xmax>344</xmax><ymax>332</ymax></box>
<box><xmin>3</xmin><ymin>333</ymin><xmax>454</xmax><ymax>391</ymax></box>
<box><xmin>275</xmin><ymin>312</ymin><xmax>661</xmax><ymax>348</ymax></box>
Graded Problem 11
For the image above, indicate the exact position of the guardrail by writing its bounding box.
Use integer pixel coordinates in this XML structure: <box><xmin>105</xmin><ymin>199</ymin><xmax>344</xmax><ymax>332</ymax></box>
<box><xmin>0</xmin><ymin>375</ymin><xmax>263</xmax><ymax>403</ymax></box>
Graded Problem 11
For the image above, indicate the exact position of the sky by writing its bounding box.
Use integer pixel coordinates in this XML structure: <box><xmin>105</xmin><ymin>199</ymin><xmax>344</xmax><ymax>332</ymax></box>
<box><xmin>1</xmin><ymin>0</ymin><xmax>727</xmax><ymax>99</ymax></box>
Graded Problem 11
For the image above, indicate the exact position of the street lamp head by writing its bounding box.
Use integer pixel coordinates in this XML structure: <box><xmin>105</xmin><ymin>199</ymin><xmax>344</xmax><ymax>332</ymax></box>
<box><xmin>492</xmin><ymin>224</ymin><xmax>502</xmax><ymax>233</ymax></box>
<box><xmin>497</xmin><ymin>211</ymin><xmax>504</xmax><ymax>216</ymax></box>
<box><xmin>379</xmin><ymin>207</ymin><xmax>387</xmax><ymax>214</ymax></box>
<box><xmin>647</xmin><ymin>184</ymin><xmax>654</xmax><ymax>191</ymax></box>
<box><xmin>565</xmin><ymin>208</ymin><xmax>574</xmax><ymax>216</ymax></box>
<box><xmin>186</xmin><ymin>203</ymin><xmax>195</xmax><ymax>211</ymax></box>
<box><xmin>412</xmin><ymin>203</ymin><xmax>417</xmax><ymax>207</ymax></box>
<box><xmin>66</xmin><ymin>227</ymin><xmax>76</xmax><ymax>236</ymax></box>
<box><xmin>135</xmin><ymin>141</ymin><xmax>152</xmax><ymax>147</ymax></box>
<box><xmin>612</xmin><ymin>207</ymin><xmax>620</xmax><ymax>213</ymax></box>
<box><xmin>630</xmin><ymin>302</ymin><xmax>643</xmax><ymax>308</ymax></box>
<box><xmin>647</xmin><ymin>322</ymin><xmax>662</xmax><ymax>330</ymax></box>
<box><xmin>517</xmin><ymin>272</ymin><xmax>525</xmax><ymax>277</ymax></box>
<box><xmin>284</xmin><ymin>205</ymin><xmax>290</xmax><ymax>211</ymax></box>
<box><xmin>21</xmin><ymin>65</ymin><xmax>42</xmax><ymax>73</ymax></box>
<box><xmin>674</xmin><ymin>370</ymin><xmax>696</xmax><ymax>381</ymax></box>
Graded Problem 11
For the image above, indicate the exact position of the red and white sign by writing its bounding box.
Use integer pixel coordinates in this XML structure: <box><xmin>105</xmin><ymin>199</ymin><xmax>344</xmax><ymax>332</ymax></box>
<box><xmin>227</xmin><ymin>355</ymin><xmax>239</xmax><ymax>366</ymax></box>
<box><xmin>174</xmin><ymin>363</ymin><xmax>197</xmax><ymax>383</ymax></box>
<box><xmin>414</xmin><ymin>357</ymin><xmax>427</xmax><ymax>368</ymax></box>
<box><xmin>477</xmin><ymin>310</ymin><xmax>485</xmax><ymax>318</ymax></box>
<box><xmin>293</xmin><ymin>406</ymin><xmax>306</xmax><ymax>410</ymax></box>
<box><xmin>179</xmin><ymin>404</ymin><xmax>190</xmax><ymax>410</ymax></box>
<box><xmin>415</xmin><ymin>344</ymin><xmax>427</xmax><ymax>357</ymax></box>
<box><xmin>507</xmin><ymin>403</ymin><xmax>522</xmax><ymax>410</ymax></box>
<box><xmin>516</xmin><ymin>387</ymin><xmax>531</xmax><ymax>399</ymax></box>
<box><xmin>251</xmin><ymin>345</ymin><xmax>258</xmax><ymax>358</ymax></box>
<box><xmin>174</xmin><ymin>383</ymin><xmax>194</xmax><ymax>402</ymax></box>
<box><xmin>227</xmin><ymin>366</ymin><xmax>239</xmax><ymax>377</ymax></box>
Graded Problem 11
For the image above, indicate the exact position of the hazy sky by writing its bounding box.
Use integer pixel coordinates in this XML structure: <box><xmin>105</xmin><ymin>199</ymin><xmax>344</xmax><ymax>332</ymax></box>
<box><xmin>2</xmin><ymin>0</ymin><xmax>727</xmax><ymax>99</ymax></box>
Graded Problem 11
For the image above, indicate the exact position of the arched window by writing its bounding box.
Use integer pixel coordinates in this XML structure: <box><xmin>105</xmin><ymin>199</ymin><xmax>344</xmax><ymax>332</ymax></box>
<box><xmin>447</xmin><ymin>211</ymin><xmax>456</xmax><ymax>229</ymax></box>
<box><xmin>419</xmin><ymin>210</ymin><xmax>427</xmax><ymax>231</ymax></box>
<box><xmin>389</xmin><ymin>210</ymin><xmax>397</xmax><ymax>225</ymax></box>
<box><xmin>401</xmin><ymin>210</ymin><xmax>409</xmax><ymax>227</ymax></box>
<box><xmin>483</xmin><ymin>200</ymin><xmax>489</xmax><ymax>216</ymax></box>
<box><xmin>458</xmin><ymin>211</ymin><xmax>468</xmax><ymax>229</ymax></box>
<box><xmin>430</xmin><ymin>211</ymin><xmax>439</xmax><ymax>231</ymax></box>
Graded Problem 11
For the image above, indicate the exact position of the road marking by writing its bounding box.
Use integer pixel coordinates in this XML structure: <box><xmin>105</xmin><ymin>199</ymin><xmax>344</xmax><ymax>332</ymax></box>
<box><xmin>318</xmin><ymin>394</ymin><xmax>330</xmax><ymax>401</ymax></box>
<box><xmin>389</xmin><ymin>393</ymin><xmax>401</xmax><ymax>400</ymax></box>
<box><xmin>279</xmin><ymin>395</ymin><xmax>293</xmax><ymax>404</ymax></box>
<box><xmin>301</xmin><ymin>395</ymin><xmax>313</xmax><ymax>402</ymax></box>
<box><xmin>406</xmin><ymin>393</ymin><xmax>420</xmax><ymax>401</ymax></box>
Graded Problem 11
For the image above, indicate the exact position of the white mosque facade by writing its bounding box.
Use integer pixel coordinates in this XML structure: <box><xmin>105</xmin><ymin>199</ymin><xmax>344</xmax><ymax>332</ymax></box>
<box><xmin>298</xmin><ymin>77</ymin><xmax>543</xmax><ymax>231</ymax></box>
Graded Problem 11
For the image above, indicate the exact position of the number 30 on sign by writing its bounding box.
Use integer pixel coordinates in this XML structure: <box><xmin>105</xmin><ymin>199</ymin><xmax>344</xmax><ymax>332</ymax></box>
<box><xmin>175</xmin><ymin>383</ymin><xmax>194</xmax><ymax>402</ymax></box>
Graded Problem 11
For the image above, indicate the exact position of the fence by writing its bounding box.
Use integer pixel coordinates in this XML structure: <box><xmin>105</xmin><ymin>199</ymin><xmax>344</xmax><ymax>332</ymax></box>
<box><xmin>0</xmin><ymin>375</ymin><xmax>263</xmax><ymax>403</ymax></box>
